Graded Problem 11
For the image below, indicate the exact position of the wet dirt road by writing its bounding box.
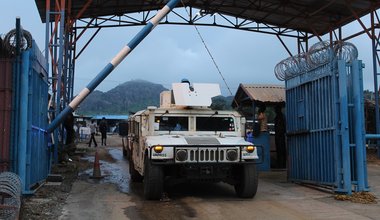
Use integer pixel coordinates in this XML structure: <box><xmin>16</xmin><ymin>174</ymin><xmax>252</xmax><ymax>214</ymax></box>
<box><xmin>59</xmin><ymin>143</ymin><xmax>380</xmax><ymax>220</ymax></box>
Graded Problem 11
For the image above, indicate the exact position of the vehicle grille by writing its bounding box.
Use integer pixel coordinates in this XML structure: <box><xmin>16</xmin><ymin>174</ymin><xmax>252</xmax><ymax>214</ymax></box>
<box><xmin>175</xmin><ymin>146</ymin><xmax>240</xmax><ymax>163</ymax></box>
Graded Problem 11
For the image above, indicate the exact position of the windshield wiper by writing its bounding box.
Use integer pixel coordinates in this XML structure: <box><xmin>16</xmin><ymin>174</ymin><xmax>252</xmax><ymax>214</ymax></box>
<box><xmin>160</xmin><ymin>110</ymin><xmax>169</xmax><ymax>117</ymax></box>
<box><xmin>209</xmin><ymin>111</ymin><xmax>218</xmax><ymax>118</ymax></box>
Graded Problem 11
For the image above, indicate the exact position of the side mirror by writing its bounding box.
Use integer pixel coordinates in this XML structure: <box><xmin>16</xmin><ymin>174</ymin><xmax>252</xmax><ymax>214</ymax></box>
<box><xmin>241</xmin><ymin>117</ymin><xmax>246</xmax><ymax>124</ymax></box>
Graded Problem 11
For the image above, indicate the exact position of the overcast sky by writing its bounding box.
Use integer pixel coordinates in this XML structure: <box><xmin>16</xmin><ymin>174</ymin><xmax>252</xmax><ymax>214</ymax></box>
<box><xmin>0</xmin><ymin>1</ymin><xmax>377</xmax><ymax>95</ymax></box>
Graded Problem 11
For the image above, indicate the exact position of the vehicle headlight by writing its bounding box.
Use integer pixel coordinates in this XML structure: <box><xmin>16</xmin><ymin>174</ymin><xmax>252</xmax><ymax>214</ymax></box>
<box><xmin>154</xmin><ymin>145</ymin><xmax>164</xmax><ymax>153</ymax></box>
<box><xmin>226</xmin><ymin>149</ymin><xmax>238</xmax><ymax>161</ymax></box>
<box><xmin>176</xmin><ymin>149</ymin><xmax>187</xmax><ymax>161</ymax></box>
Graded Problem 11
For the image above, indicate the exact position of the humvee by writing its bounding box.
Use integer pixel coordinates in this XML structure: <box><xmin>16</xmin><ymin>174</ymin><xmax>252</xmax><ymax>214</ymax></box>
<box><xmin>123</xmin><ymin>82</ymin><xmax>259</xmax><ymax>199</ymax></box>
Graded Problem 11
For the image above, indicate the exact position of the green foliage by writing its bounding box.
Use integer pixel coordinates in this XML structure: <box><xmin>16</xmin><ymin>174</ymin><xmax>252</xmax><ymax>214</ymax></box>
<box><xmin>363</xmin><ymin>90</ymin><xmax>374</xmax><ymax>101</ymax></box>
<box><xmin>211</xmin><ymin>96</ymin><xmax>234</xmax><ymax>110</ymax></box>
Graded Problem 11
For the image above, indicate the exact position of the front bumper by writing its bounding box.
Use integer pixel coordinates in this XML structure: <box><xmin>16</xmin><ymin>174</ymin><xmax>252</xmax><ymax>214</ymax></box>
<box><xmin>150</xmin><ymin>145</ymin><xmax>262</xmax><ymax>165</ymax></box>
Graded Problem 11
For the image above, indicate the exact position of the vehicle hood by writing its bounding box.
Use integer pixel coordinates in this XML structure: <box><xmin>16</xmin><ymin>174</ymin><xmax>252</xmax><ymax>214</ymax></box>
<box><xmin>145</xmin><ymin>135</ymin><xmax>251</xmax><ymax>146</ymax></box>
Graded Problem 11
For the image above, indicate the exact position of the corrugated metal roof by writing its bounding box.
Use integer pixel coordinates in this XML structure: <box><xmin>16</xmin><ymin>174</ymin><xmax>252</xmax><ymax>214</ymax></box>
<box><xmin>241</xmin><ymin>84</ymin><xmax>285</xmax><ymax>103</ymax></box>
<box><xmin>34</xmin><ymin>0</ymin><xmax>380</xmax><ymax>36</ymax></box>
<box><xmin>91</xmin><ymin>115</ymin><xmax>129</xmax><ymax>120</ymax></box>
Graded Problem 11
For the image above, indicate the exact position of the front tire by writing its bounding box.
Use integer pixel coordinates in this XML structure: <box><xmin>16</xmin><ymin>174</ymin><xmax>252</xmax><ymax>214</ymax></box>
<box><xmin>143</xmin><ymin>154</ymin><xmax>164</xmax><ymax>200</ymax></box>
<box><xmin>234</xmin><ymin>164</ymin><xmax>258</xmax><ymax>198</ymax></box>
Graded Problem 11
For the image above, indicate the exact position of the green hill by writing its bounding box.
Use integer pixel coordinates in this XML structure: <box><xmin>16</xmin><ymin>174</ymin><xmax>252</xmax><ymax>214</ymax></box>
<box><xmin>76</xmin><ymin>80</ymin><xmax>234</xmax><ymax>115</ymax></box>
<box><xmin>76</xmin><ymin>80</ymin><xmax>167</xmax><ymax>115</ymax></box>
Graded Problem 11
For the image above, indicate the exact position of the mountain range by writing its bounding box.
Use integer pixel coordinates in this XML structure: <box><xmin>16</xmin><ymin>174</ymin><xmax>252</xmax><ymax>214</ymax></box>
<box><xmin>76</xmin><ymin>80</ymin><xmax>233</xmax><ymax>115</ymax></box>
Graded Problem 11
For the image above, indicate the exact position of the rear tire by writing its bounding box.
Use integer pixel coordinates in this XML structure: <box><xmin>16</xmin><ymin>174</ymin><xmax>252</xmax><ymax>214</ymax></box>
<box><xmin>143</xmin><ymin>154</ymin><xmax>164</xmax><ymax>200</ymax></box>
<box><xmin>234</xmin><ymin>164</ymin><xmax>258</xmax><ymax>198</ymax></box>
<box><xmin>122</xmin><ymin>138</ymin><xmax>129</xmax><ymax>158</ymax></box>
<box><xmin>123</xmin><ymin>147</ymin><xmax>128</xmax><ymax>157</ymax></box>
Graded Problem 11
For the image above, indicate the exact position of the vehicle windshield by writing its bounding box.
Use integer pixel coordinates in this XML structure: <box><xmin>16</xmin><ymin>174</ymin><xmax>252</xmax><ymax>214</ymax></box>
<box><xmin>196</xmin><ymin>117</ymin><xmax>235</xmax><ymax>131</ymax></box>
<box><xmin>154</xmin><ymin>116</ymin><xmax>189</xmax><ymax>131</ymax></box>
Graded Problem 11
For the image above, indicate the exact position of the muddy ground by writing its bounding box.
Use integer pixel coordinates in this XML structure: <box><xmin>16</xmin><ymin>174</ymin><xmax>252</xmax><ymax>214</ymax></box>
<box><xmin>20</xmin><ymin>157</ymin><xmax>90</xmax><ymax>219</ymax></box>
<box><xmin>20</xmin><ymin>134</ymin><xmax>121</xmax><ymax>220</ymax></box>
<box><xmin>19</xmin><ymin>136</ymin><xmax>380</xmax><ymax>219</ymax></box>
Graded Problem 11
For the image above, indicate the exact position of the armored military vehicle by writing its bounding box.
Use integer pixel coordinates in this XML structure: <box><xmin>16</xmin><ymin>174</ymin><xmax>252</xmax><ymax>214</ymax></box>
<box><xmin>124</xmin><ymin>81</ymin><xmax>259</xmax><ymax>199</ymax></box>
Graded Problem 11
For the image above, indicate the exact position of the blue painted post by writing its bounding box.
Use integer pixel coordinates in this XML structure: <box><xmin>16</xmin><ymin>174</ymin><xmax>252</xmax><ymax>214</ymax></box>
<box><xmin>338</xmin><ymin>60</ymin><xmax>352</xmax><ymax>194</ymax></box>
<box><xmin>371</xmin><ymin>12</ymin><xmax>380</xmax><ymax>159</ymax></box>
<box><xmin>352</xmin><ymin>60</ymin><xmax>368</xmax><ymax>191</ymax></box>
<box><xmin>45</xmin><ymin>0</ymin><xmax>50</xmax><ymax>71</ymax></box>
<box><xmin>55</xmin><ymin>5</ymin><xmax>66</xmax><ymax>160</ymax></box>
<box><xmin>332</xmin><ymin>63</ymin><xmax>343</xmax><ymax>191</ymax></box>
<box><xmin>26</xmin><ymin>65</ymin><xmax>34</xmax><ymax>194</ymax></box>
<box><xmin>57</xmin><ymin>7</ymin><xmax>65</xmax><ymax>110</ymax></box>
<box><xmin>19</xmin><ymin>51</ymin><xmax>30</xmax><ymax>192</ymax></box>
<box><xmin>47</xmin><ymin>0</ymin><xmax>181</xmax><ymax>133</ymax></box>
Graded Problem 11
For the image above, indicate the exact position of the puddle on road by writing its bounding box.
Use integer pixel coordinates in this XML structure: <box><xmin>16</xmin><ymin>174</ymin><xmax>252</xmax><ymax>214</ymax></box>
<box><xmin>77</xmin><ymin>148</ymin><xmax>229</xmax><ymax>219</ymax></box>
<box><xmin>79</xmin><ymin>148</ymin><xmax>131</xmax><ymax>194</ymax></box>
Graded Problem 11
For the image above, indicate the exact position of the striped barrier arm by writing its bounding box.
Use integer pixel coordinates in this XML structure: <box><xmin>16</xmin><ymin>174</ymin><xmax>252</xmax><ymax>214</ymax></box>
<box><xmin>47</xmin><ymin>0</ymin><xmax>180</xmax><ymax>133</ymax></box>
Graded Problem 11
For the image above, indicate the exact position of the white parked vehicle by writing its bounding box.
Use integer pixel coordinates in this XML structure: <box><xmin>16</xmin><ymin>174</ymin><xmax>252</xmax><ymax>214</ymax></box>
<box><xmin>124</xmin><ymin>82</ymin><xmax>259</xmax><ymax>199</ymax></box>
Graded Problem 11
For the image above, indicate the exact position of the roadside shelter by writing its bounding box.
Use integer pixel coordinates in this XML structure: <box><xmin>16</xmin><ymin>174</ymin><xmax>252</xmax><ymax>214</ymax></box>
<box><xmin>233</xmin><ymin>84</ymin><xmax>285</xmax><ymax>171</ymax></box>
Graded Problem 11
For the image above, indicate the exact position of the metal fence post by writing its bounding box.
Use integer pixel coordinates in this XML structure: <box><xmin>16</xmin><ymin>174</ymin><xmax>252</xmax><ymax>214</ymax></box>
<box><xmin>337</xmin><ymin>60</ymin><xmax>352</xmax><ymax>194</ymax></box>
<box><xmin>352</xmin><ymin>60</ymin><xmax>368</xmax><ymax>191</ymax></box>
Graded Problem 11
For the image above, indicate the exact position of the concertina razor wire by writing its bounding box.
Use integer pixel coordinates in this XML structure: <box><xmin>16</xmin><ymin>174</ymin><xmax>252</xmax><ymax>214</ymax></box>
<box><xmin>0</xmin><ymin>172</ymin><xmax>22</xmax><ymax>220</ymax></box>
<box><xmin>274</xmin><ymin>41</ymin><xmax>358</xmax><ymax>81</ymax></box>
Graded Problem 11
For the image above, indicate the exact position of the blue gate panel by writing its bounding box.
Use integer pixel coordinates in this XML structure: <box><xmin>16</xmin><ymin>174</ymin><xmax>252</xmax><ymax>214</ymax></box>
<box><xmin>26</xmin><ymin>42</ymin><xmax>50</xmax><ymax>193</ymax></box>
<box><xmin>11</xmin><ymin>41</ymin><xmax>50</xmax><ymax>194</ymax></box>
<box><xmin>285</xmin><ymin>56</ymin><xmax>368</xmax><ymax>193</ymax></box>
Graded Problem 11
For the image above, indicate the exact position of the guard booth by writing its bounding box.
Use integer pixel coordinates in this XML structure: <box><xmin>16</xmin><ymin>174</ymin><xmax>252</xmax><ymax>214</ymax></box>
<box><xmin>233</xmin><ymin>84</ymin><xmax>285</xmax><ymax>171</ymax></box>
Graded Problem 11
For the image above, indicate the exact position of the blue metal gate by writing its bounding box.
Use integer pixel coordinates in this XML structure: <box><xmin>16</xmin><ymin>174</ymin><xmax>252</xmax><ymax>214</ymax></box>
<box><xmin>280</xmin><ymin>42</ymin><xmax>368</xmax><ymax>194</ymax></box>
<box><xmin>11</xmin><ymin>40</ymin><xmax>50</xmax><ymax>194</ymax></box>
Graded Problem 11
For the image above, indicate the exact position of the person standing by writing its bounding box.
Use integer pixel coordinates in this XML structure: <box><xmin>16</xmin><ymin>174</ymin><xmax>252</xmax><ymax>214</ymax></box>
<box><xmin>257</xmin><ymin>105</ymin><xmax>268</xmax><ymax>133</ymax></box>
<box><xmin>257</xmin><ymin>104</ymin><xmax>270</xmax><ymax>171</ymax></box>
<box><xmin>89</xmin><ymin>120</ymin><xmax>98</xmax><ymax>147</ymax></box>
<box><xmin>274</xmin><ymin>105</ymin><xmax>286</xmax><ymax>168</ymax></box>
<box><xmin>75</xmin><ymin>123</ymin><xmax>81</xmax><ymax>142</ymax></box>
<box><xmin>99</xmin><ymin>117</ymin><xmax>108</xmax><ymax>146</ymax></box>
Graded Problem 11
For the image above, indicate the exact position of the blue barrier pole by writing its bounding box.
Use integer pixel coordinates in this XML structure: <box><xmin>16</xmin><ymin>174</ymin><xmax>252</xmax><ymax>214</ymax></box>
<box><xmin>365</xmin><ymin>134</ymin><xmax>380</xmax><ymax>139</ymax></box>
<box><xmin>47</xmin><ymin>0</ymin><xmax>180</xmax><ymax>133</ymax></box>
